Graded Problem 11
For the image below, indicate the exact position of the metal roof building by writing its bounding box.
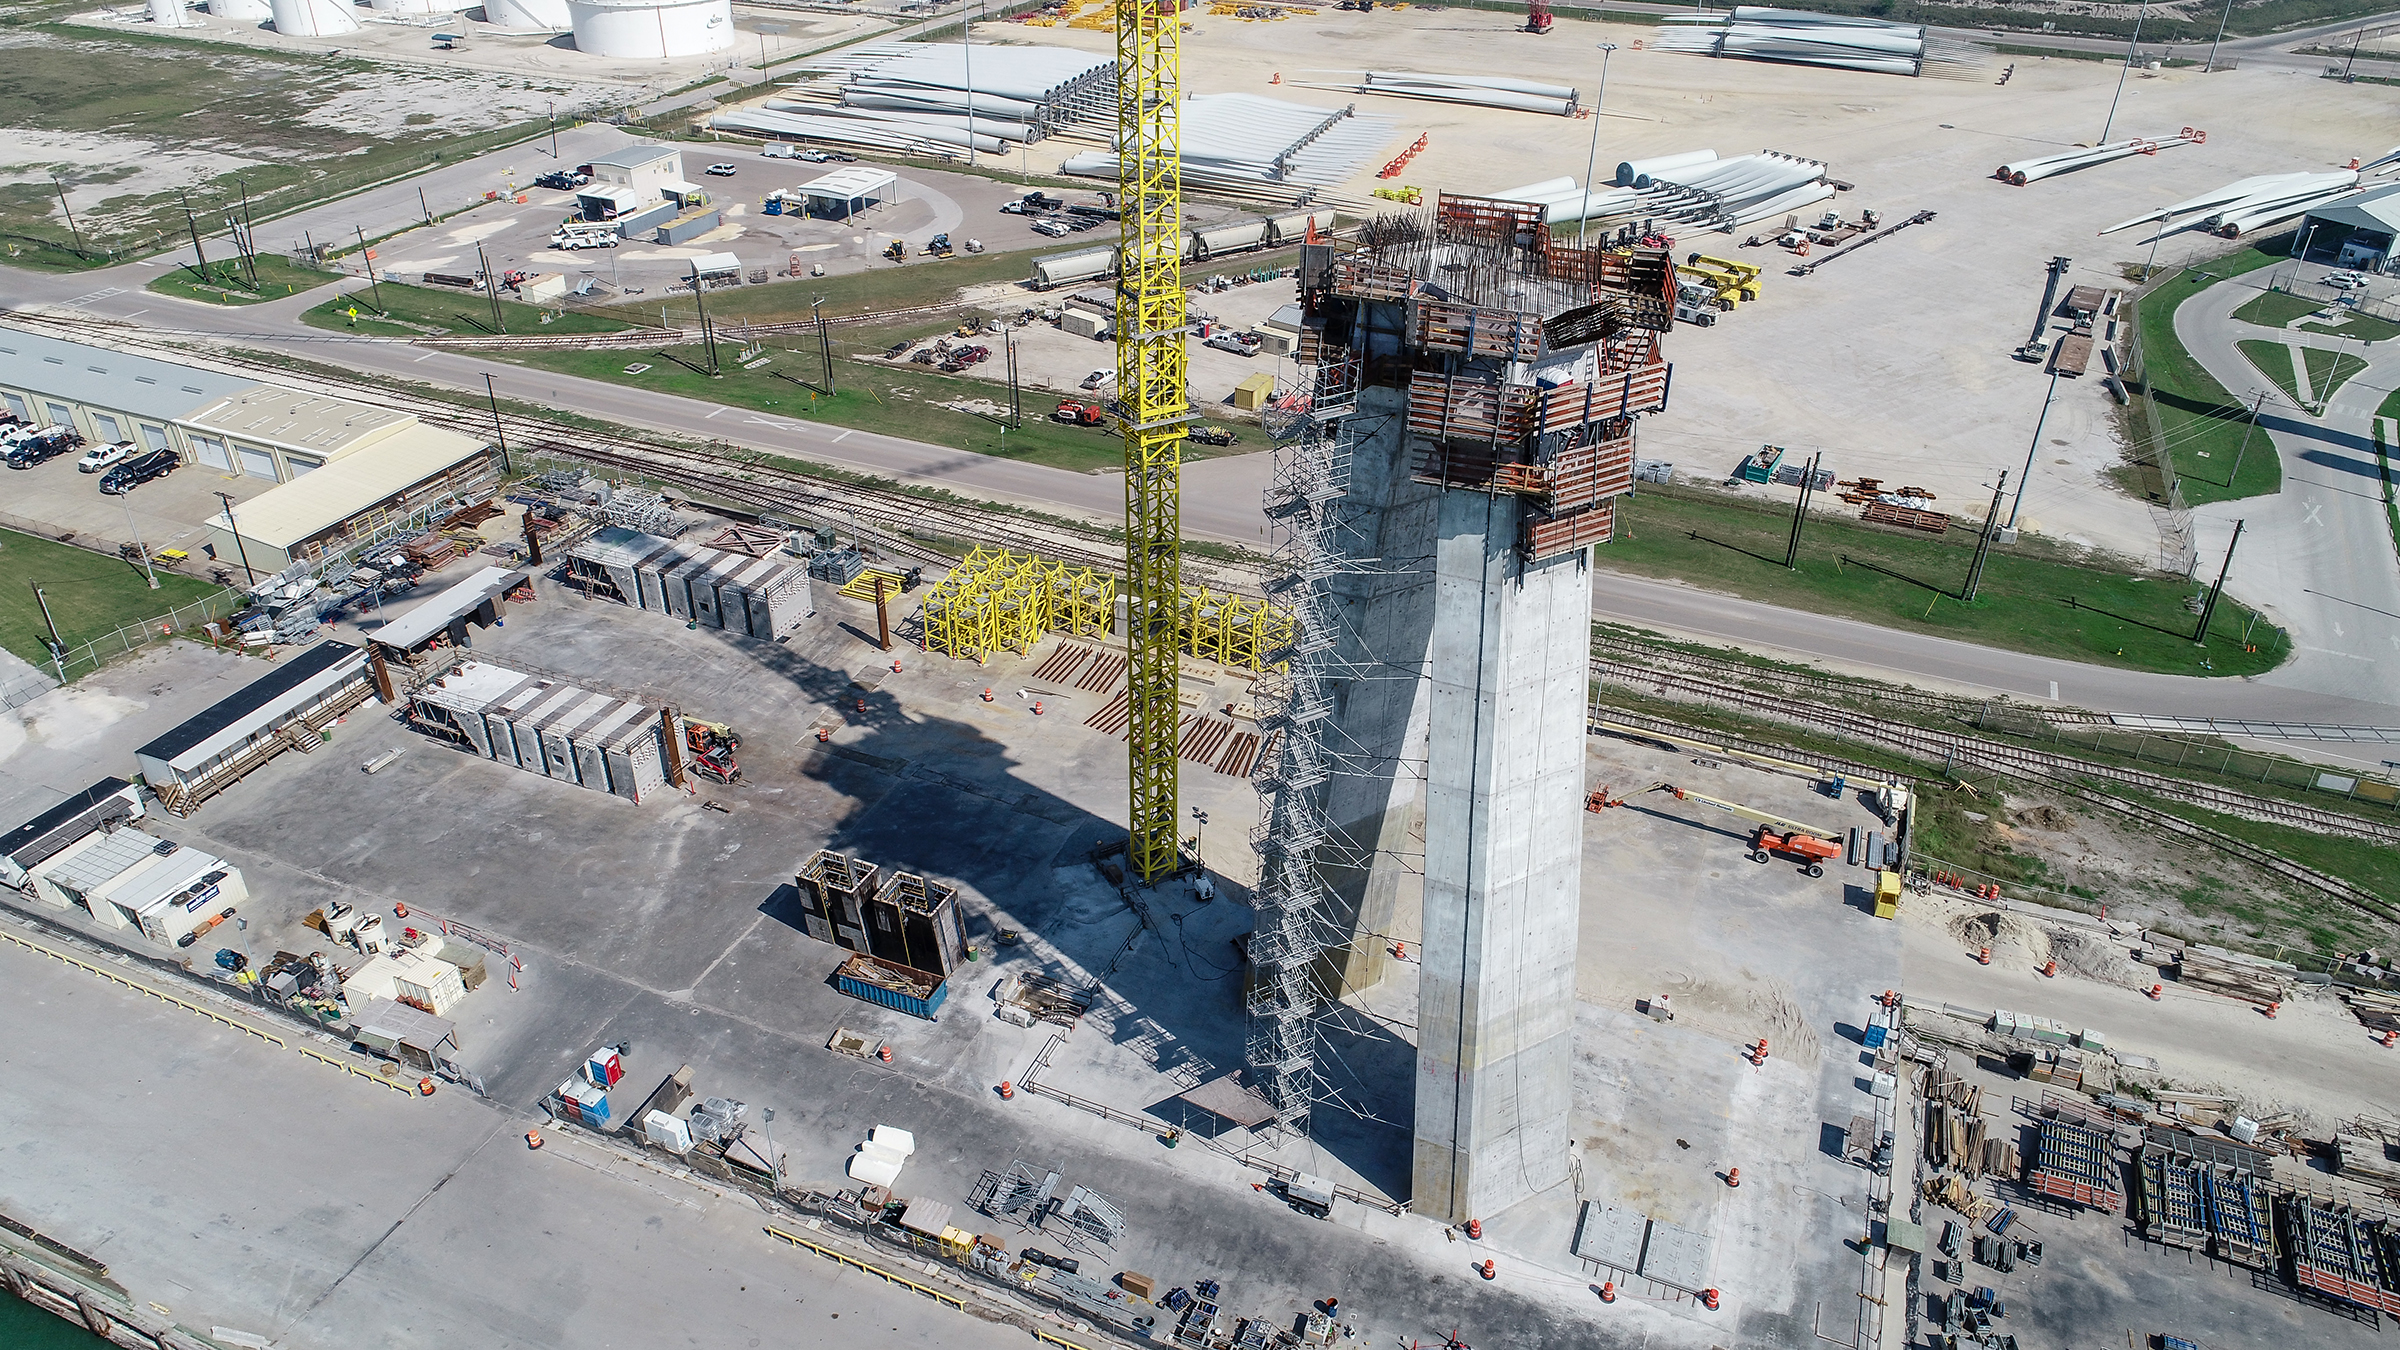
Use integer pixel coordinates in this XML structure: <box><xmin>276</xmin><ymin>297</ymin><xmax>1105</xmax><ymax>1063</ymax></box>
<box><xmin>2301</xmin><ymin>184</ymin><xmax>2400</xmax><ymax>269</ymax></box>
<box><xmin>206</xmin><ymin>426</ymin><xmax>497</xmax><ymax>574</ymax></box>
<box><xmin>791</xmin><ymin>167</ymin><xmax>896</xmax><ymax>219</ymax></box>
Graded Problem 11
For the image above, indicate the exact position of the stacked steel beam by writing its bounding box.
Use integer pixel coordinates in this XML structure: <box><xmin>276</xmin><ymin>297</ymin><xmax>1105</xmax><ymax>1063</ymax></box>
<box><xmin>1654</xmin><ymin>7</ymin><xmax>1986</xmax><ymax>78</ymax></box>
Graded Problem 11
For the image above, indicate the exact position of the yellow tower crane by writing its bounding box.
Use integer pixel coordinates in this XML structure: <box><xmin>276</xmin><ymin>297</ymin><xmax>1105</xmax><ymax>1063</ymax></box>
<box><xmin>1116</xmin><ymin>0</ymin><xmax>1186</xmax><ymax>881</ymax></box>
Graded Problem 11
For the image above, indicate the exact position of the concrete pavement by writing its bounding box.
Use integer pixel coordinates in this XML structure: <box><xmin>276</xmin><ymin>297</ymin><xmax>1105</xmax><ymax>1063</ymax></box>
<box><xmin>2175</xmin><ymin>268</ymin><xmax>2400</xmax><ymax>713</ymax></box>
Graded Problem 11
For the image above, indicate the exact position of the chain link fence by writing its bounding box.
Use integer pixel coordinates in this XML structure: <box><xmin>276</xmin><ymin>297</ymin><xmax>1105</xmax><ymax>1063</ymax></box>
<box><xmin>1974</xmin><ymin>702</ymin><xmax>2400</xmax><ymax>811</ymax></box>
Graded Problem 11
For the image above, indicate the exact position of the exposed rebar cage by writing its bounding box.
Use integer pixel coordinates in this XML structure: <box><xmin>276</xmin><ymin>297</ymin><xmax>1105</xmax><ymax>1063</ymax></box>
<box><xmin>1117</xmin><ymin>0</ymin><xmax>1187</xmax><ymax>883</ymax></box>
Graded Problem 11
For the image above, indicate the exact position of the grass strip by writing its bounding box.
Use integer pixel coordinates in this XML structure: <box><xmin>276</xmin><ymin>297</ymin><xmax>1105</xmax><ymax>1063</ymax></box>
<box><xmin>1601</xmin><ymin>482</ymin><xmax>2284</xmax><ymax>676</ymax></box>
<box><xmin>144</xmin><ymin>255</ymin><xmax>338</xmax><ymax>307</ymax></box>
<box><xmin>2131</xmin><ymin>244</ymin><xmax>2293</xmax><ymax>506</ymax></box>
<box><xmin>0</xmin><ymin>528</ymin><xmax>227</xmax><ymax>667</ymax></box>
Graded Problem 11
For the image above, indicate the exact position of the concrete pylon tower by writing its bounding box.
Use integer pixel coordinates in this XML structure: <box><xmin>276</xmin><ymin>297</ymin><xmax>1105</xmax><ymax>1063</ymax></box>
<box><xmin>1254</xmin><ymin>198</ymin><xmax>1675</xmax><ymax>1223</ymax></box>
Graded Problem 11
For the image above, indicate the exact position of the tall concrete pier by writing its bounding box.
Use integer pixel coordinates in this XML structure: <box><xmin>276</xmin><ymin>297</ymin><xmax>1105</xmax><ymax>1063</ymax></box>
<box><xmin>1250</xmin><ymin>198</ymin><xmax>1676</xmax><ymax>1220</ymax></box>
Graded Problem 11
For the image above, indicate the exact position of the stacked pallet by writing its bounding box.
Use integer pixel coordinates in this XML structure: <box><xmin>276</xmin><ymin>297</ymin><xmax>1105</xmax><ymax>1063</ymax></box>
<box><xmin>1922</xmin><ymin>1173</ymin><xmax>1999</xmax><ymax>1224</ymax></box>
<box><xmin>2334</xmin><ymin>1132</ymin><xmax>2400</xmax><ymax>1188</ymax></box>
<box><xmin>2176</xmin><ymin>948</ymin><xmax>2296</xmax><ymax>1005</ymax></box>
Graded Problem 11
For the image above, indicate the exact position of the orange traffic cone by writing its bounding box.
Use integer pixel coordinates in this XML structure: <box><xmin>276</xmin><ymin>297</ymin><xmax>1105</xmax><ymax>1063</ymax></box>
<box><xmin>998</xmin><ymin>1081</ymin><xmax>1015</xmax><ymax>1099</ymax></box>
<box><xmin>1033</xmin><ymin>701</ymin><xmax>1045</xmax><ymax>715</ymax></box>
<box><xmin>2147</xmin><ymin>983</ymin><xmax>2163</xmax><ymax>1000</ymax></box>
<box><xmin>1464</xmin><ymin>1219</ymin><xmax>1482</xmax><ymax>1240</ymax></box>
<box><xmin>982</xmin><ymin>687</ymin><xmax>994</xmax><ymax>702</ymax></box>
<box><xmin>891</xmin><ymin>658</ymin><xmax>903</xmax><ymax>673</ymax></box>
<box><xmin>878</xmin><ymin>1045</ymin><xmax>893</xmax><ymax>1062</ymax></box>
<box><xmin>418</xmin><ymin>1078</ymin><xmax>436</xmax><ymax>1096</ymax></box>
<box><xmin>816</xmin><ymin>727</ymin><xmax>831</xmax><ymax>743</ymax></box>
<box><xmin>1726</xmin><ymin>1168</ymin><xmax>1741</xmax><ymax>1188</ymax></box>
<box><xmin>1599</xmin><ymin>1282</ymin><xmax>1615</xmax><ymax>1303</ymax></box>
<box><xmin>1976</xmin><ymin>946</ymin><xmax>1992</xmax><ymax>965</ymax></box>
<box><xmin>855</xmin><ymin>698</ymin><xmax>867</xmax><ymax>713</ymax></box>
<box><xmin>1478</xmin><ymin>1260</ymin><xmax>1495</xmax><ymax>1281</ymax></box>
<box><xmin>526</xmin><ymin>1129</ymin><xmax>544</xmax><ymax>1149</ymax></box>
<box><xmin>2263</xmin><ymin>1001</ymin><xmax>2280</xmax><ymax>1019</ymax></box>
<box><xmin>2041</xmin><ymin>960</ymin><xmax>2057</xmax><ymax>978</ymax></box>
<box><xmin>2382</xmin><ymin>1031</ymin><xmax>2396</xmax><ymax>1048</ymax></box>
<box><xmin>394</xmin><ymin>902</ymin><xmax>410</xmax><ymax>918</ymax></box>
<box><xmin>1700</xmin><ymin>1289</ymin><xmax>1721</xmax><ymax>1311</ymax></box>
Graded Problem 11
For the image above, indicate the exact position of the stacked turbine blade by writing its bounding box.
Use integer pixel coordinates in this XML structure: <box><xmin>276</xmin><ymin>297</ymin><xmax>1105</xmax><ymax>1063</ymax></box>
<box><xmin>1653</xmin><ymin>6</ymin><xmax>1987</xmax><ymax>79</ymax></box>
<box><xmin>1492</xmin><ymin>148</ymin><xmax>1835</xmax><ymax>232</ymax></box>
<box><xmin>2101</xmin><ymin>168</ymin><xmax>2371</xmax><ymax>241</ymax></box>
<box><xmin>1284</xmin><ymin>69</ymin><xmax>1580</xmax><ymax>117</ymax></box>
<box><xmin>1060</xmin><ymin>93</ymin><xmax>1399</xmax><ymax>194</ymax></box>
<box><xmin>1994</xmin><ymin>128</ymin><xmax>2205</xmax><ymax>186</ymax></box>
<box><xmin>711</xmin><ymin>41</ymin><xmax>1115</xmax><ymax>158</ymax></box>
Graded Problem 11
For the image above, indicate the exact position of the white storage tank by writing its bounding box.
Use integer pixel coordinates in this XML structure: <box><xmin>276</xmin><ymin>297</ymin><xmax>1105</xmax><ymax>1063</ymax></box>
<box><xmin>149</xmin><ymin>0</ymin><xmax>199</xmax><ymax>26</ymax></box>
<box><xmin>569</xmin><ymin>0</ymin><xmax>733</xmax><ymax>59</ymax></box>
<box><xmin>372</xmin><ymin>0</ymin><xmax>472</xmax><ymax>12</ymax></box>
<box><xmin>270</xmin><ymin>0</ymin><xmax>360</xmax><ymax>34</ymax></box>
<box><xmin>212</xmin><ymin>0</ymin><xmax>273</xmax><ymax>16</ymax></box>
<box><xmin>485</xmin><ymin>0</ymin><xmax>570</xmax><ymax>27</ymax></box>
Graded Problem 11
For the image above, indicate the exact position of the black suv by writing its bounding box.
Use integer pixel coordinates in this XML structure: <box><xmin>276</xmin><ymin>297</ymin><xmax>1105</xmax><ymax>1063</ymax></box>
<box><xmin>6</xmin><ymin>427</ymin><xmax>81</xmax><ymax>469</ymax></box>
<box><xmin>100</xmin><ymin>448</ymin><xmax>179</xmax><ymax>495</ymax></box>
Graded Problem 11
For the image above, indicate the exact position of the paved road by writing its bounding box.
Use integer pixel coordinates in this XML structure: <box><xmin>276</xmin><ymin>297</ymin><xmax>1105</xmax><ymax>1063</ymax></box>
<box><xmin>7</xmin><ymin>198</ymin><xmax>2399</xmax><ymax>738</ymax></box>
<box><xmin>2174</xmin><ymin>270</ymin><xmax>2400</xmax><ymax>709</ymax></box>
<box><xmin>0</xmin><ymin>930</ymin><xmax>1040</xmax><ymax>1350</ymax></box>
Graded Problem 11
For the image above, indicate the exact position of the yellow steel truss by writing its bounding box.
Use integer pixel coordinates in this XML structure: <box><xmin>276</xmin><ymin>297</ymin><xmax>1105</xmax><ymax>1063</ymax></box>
<box><xmin>1118</xmin><ymin>0</ymin><xmax>1186</xmax><ymax>882</ymax></box>
<box><xmin>917</xmin><ymin>546</ymin><xmax>1122</xmax><ymax>663</ymax></box>
<box><xmin>1180</xmin><ymin>586</ymin><xmax>1290</xmax><ymax>674</ymax></box>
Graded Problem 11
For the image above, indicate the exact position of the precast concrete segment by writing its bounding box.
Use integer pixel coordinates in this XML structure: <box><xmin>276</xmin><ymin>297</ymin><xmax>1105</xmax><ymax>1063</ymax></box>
<box><xmin>1413</xmin><ymin>489</ymin><xmax>1589</xmax><ymax>1225</ymax></box>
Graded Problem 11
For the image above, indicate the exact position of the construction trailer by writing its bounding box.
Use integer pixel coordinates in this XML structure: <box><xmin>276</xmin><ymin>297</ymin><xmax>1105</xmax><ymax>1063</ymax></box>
<box><xmin>0</xmin><ymin>777</ymin><xmax>144</xmax><ymax>888</ymax></box>
<box><xmin>565</xmin><ymin>525</ymin><xmax>809</xmax><ymax>640</ymax></box>
<box><xmin>135</xmin><ymin>641</ymin><xmax>378</xmax><ymax>817</ymax></box>
<box><xmin>30</xmin><ymin>828</ymin><xmax>246</xmax><ymax>947</ymax></box>
<box><xmin>364</xmin><ymin>565</ymin><xmax>528</xmax><ymax>663</ymax></box>
<box><xmin>404</xmin><ymin>659</ymin><xmax>677</xmax><ymax>804</ymax></box>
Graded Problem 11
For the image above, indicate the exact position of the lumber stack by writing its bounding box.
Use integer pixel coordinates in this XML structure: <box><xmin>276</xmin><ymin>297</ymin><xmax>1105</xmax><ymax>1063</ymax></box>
<box><xmin>2175</xmin><ymin>948</ymin><xmax>2295</xmax><ymax>1005</ymax></box>
<box><xmin>2340</xmin><ymin>986</ymin><xmax>2400</xmax><ymax>1033</ymax></box>
<box><xmin>2335</xmin><ymin>1132</ymin><xmax>2400</xmax><ymax>1188</ymax></box>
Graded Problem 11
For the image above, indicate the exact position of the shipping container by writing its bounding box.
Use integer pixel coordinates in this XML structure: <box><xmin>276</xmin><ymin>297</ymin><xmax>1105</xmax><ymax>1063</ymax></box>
<box><xmin>835</xmin><ymin>952</ymin><xmax>949</xmax><ymax>1020</ymax></box>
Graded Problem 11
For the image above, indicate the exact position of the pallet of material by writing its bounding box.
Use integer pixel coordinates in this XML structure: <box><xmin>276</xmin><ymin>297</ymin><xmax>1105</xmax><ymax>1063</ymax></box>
<box><xmin>2335</xmin><ymin>1133</ymin><xmax>2400</xmax><ymax>1187</ymax></box>
<box><xmin>2339</xmin><ymin>987</ymin><xmax>2400</xmax><ymax>1032</ymax></box>
<box><xmin>1861</xmin><ymin>500</ymin><xmax>1951</xmax><ymax>534</ymax></box>
<box><xmin>2279</xmin><ymin>1195</ymin><xmax>2400</xmax><ymax>1315</ymax></box>
<box><xmin>2031</xmin><ymin>1118</ymin><xmax>2123</xmax><ymax>1212</ymax></box>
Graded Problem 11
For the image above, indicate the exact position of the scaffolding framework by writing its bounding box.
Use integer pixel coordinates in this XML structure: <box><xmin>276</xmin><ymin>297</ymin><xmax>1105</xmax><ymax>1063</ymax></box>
<box><xmin>919</xmin><ymin>546</ymin><xmax>1117</xmax><ymax>663</ymax></box>
<box><xmin>1181</xmin><ymin>585</ymin><xmax>1291</xmax><ymax>673</ymax></box>
<box><xmin>1117</xmin><ymin>0</ymin><xmax>1186</xmax><ymax>883</ymax></box>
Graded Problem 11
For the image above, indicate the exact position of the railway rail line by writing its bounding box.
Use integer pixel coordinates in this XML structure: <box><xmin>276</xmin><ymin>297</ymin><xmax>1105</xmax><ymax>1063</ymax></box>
<box><xmin>1594</xmin><ymin>658</ymin><xmax>2400</xmax><ymax>924</ymax></box>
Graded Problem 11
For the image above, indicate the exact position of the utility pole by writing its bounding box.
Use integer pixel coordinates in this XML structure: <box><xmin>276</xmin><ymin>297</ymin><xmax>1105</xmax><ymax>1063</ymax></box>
<box><xmin>2346</xmin><ymin>26</ymin><xmax>2363</xmax><ymax>79</ymax></box>
<box><xmin>121</xmin><ymin>498</ymin><xmax>160</xmax><ymax>589</ymax></box>
<box><xmin>2195</xmin><ymin>519</ymin><xmax>2244</xmax><ymax>643</ymax></box>
<box><xmin>2203</xmin><ymin>0</ymin><xmax>2234</xmax><ymax>72</ymax></box>
<box><xmin>1005</xmin><ymin>328</ymin><xmax>1021</xmax><ymax>427</ymax></box>
<box><xmin>483</xmin><ymin>374</ymin><xmax>512</xmax><ymax>475</ymax></box>
<box><xmin>1575</xmin><ymin>43</ymin><xmax>1618</xmax><ymax>248</ymax></box>
<box><xmin>215</xmin><ymin>492</ymin><xmax>259</xmax><ymax>586</ymax></box>
<box><xmin>1783</xmin><ymin>449</ymin><xmax>1821</xmax><ymax>569</ymax></box>
<box><xmin>548</xmin><ymin>100</ymin><xmax>561</xmax><ymax>159</ymax></box>
<box><xmin>2227</xmin><ymin>388</ymin><xmax>2267</xmax><ymax>486</ymax></box>
<box><xmin>180</xmin><ymin>192</ymin><xmax>210</xmax><ymax>283</ymax></box>
<box><xmin>479</xmin><ymin>243</ymin><xmax>505</xmax><ymax>334</ymax></box>
<box><xmin>236</xmin><ymin>179</ymin><xmax>260</xmax><ymax>288</ymax></box>
<box><xmin>354</xmin><ymin>226</ymin><xmax>385</xmax><ymax>312</ymax></box>
<box><xmin>420</xmin><ymin>187</ymin><xmax>434</xmax><ymax>228</ymax></box>
<box><xmin>2099</xmin><ymin>0</ymin><xmax>2147</xmax><ymax>144</ymax></box>
<box><xmin>693</xmin><ymin>269</ymin><xmax>720</xmax><ymax>375</ymax></box>
<box><xmin>51</xmin><ymin>175</ymin><xmax>83</xmax><ymax>257</ymax></box>
<box><xmin>30</xmin><ymin>585</ymin><xmax>66</xmax><ymax>681</ymax></box>
<box><xmin>1963</xmin><ymin>470</ymin><xmax>2009</xmax><ymax>602</ymax></box>
<box><xmin>2009</xmin><ymin>370</ymin><xmax>2060</xmax><ymax>528</ymax></box>
<box><xmin>813</xmin><ymin>295</ymin><xmax>834</xmax><ymax>395</ymax></box>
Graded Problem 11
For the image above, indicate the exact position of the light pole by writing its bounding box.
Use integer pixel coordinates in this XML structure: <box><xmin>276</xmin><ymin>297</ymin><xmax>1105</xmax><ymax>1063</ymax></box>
<box><xmin>121</xmin><ymin>497</ymin><xmax>160</xmax><ymax>589</ymax></box>
<box><xmin>761</xmin><ymin>1106</ymin><xmax>778</xmax><ymax>1190</ymax></box>
<box><xmin>1190</xmin><ymin>806</ymin><xmax>1208</xmax><ymax>870</ymax></box>
<box><xmin>2203</xmin><ymin>0</ymin><xmax>2234</xmax><ymax>72</ymax></box>
<box><xmin>215</xmin><ymin>492</ymin><xmax>258</xmax><ymax>586</ymax></box>
<box><xmin>1576</xmin><ymin>43</ymin><xmax>1619</xmax><ymax>249</ymax></box>
<box><xmin>2009</xmin><ymin>370</ymin><xmax>2060</xmax><ymax>529</ymax></box>
<box><xmin>2099</xmin><ymin>0</ymin><xmax>2147</xmax><ymax>144</ymax></box>
<box><xmin>30</xmin><ymin>584</ymin><xmax>65</xmax><ymax>681</ymax></box>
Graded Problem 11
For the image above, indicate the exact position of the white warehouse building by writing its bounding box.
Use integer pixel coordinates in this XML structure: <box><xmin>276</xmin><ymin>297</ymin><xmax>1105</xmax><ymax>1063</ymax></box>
<box><xmin>569</xmin><ymin>0</ymin><xmax>733</xmax><ymax>59</ymax></box>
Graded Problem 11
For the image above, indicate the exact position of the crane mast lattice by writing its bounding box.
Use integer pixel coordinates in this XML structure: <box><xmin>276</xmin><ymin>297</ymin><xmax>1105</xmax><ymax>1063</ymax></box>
<box><xmin>1117</xmin><ymin>0</ymin><xmax>1187</xmax><ymax>882</ymax></box>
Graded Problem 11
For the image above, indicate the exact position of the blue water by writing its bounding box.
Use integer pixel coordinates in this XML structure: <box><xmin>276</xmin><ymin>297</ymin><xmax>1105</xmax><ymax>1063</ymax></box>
<box><xmin>0</xmin><ymin>1293</ymin><xmax>104</xmax><ymax>1347</ymax></box>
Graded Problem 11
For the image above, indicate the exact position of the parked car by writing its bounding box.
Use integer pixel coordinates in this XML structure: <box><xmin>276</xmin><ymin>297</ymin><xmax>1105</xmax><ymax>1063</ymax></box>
<box><xmin>533</xmin><ymin>170</ymin><xmax>588</xmax><ymax>190</ymax></box>
<box><xmin>1031</xmin><ymin>219</ymin><xmax>1071</xmax><ymax>237</ymax></box>
<box><xmin>827</xmin><ymin>151</ymin><xmax>858</xmax><ymax>162</ymax></box>
<box><xmin>78</xmin><ymin>440</ymin><xmax>135</xmax><ymax>474</ymax></box>
<box><xmin>1079</xmin><ymin>368</ymin><xmax>1113</xmax><ymax>390</ymax></box>
<box><xmin>2325</xmin><ymin>270</ymin><xmax>2366</xmax><ymax>289</ymax></box>
<box><xmin>1204</xmin><ymin>331</ymin><xmax>1261</xmax><ymax>356</ymax></box>
<box><xmin>705</xmin><ymin>163</ymin><xmax>738</xmax><ymax>177</ymax></box>
<box><xmin>99</xmin><ymin>448</ymin><xmax>179</xmax><ymax>495</ymax></box>
<box><xmin>6</xmin><ymin>427</ymin><xmax>80</xmax><ymax>469</ymax></box>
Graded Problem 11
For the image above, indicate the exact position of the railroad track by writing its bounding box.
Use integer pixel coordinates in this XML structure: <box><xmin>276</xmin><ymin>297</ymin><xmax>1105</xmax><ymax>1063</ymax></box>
<box><xmin>1595</xmin><ymin>658</ymin><xmax>2400</xmax><ymax>924</ymax></box>
<box><xmin>1590</xmin><ymin>628</ymin><xmax>2120</xmax><ymax>725</ymax></box>
<box><xmin>6</xmin><ymin>314</ymin><xmax>1260</xmax><ymax>594</ymax></box>
<box><xmin>410</xmin><ymin>299</ymin><xmax>967</xmax><ymax>351</ymax></box>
